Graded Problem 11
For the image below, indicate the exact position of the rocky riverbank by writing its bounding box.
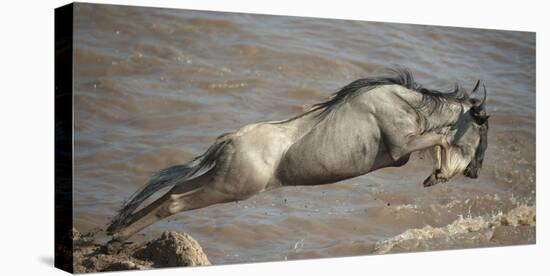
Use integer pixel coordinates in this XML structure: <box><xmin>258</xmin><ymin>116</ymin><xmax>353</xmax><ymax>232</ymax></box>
<box><xmin>72</xmin><ymin>230</ymin><xmax>210</xmax><ymax>273</ymax></box>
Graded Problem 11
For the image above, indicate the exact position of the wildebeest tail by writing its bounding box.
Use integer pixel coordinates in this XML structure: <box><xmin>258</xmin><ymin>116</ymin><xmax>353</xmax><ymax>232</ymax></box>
<box><xmin>106</xmin><ymin>133</ymin><xmax>232</xmax><ymax>233</ymax></box>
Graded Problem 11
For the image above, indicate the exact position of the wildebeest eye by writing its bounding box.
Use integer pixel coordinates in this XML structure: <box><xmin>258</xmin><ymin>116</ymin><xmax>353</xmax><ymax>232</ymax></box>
<box><xmin>473</xmin><ymin>114</ymin><xmax>489</xmax><ymax>125</ymax></box>
<box><xmin>469</xmin><ymin>107</ymin><xmax>489</xmax><ymax>125</ymax></box>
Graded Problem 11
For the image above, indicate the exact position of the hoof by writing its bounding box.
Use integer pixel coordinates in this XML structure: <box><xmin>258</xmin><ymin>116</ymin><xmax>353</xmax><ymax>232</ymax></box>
<box><xmin>423</xmin><ymin>170</ymin><xmax>447</xmax><ymax>187</ymax></box>
<box><xmin>423</xmin><ymin>174</ymin><xmax>437</xmax><ymax>187</ymax></box>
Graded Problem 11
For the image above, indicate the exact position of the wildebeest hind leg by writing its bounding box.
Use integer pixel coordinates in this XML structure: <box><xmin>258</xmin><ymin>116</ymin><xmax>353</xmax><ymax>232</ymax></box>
<box><xmin>112</xmin><ymin>181</ymin><xmax>230</xmax><ymax>241</ymax></box>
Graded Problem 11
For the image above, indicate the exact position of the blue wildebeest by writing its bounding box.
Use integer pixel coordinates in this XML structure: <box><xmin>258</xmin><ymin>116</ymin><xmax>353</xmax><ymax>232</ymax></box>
<box><xmin>106</xmin><ymin>69</ymin><xmax>489</xmax><ymax>241</ymax></box>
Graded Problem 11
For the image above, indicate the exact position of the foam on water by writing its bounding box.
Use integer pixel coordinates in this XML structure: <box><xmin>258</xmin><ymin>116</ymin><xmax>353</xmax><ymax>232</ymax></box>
<box><xmin>374</xmin><ymin>205</ymin><xmax>535</xmax><ymax>254</ymax></box>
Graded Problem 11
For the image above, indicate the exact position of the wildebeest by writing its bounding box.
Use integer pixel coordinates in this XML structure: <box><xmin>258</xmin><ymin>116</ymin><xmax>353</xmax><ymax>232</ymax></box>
<box><xmin>106</xmin><ymin>69</ymin><xmax>489</xmax><ymax>241</ymax></box>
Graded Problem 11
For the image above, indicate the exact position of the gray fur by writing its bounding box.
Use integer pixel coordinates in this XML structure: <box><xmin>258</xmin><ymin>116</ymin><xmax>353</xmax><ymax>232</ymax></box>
<box><xmin>107</xmin><ymin>69</ymin><xmax>489</xmax><ymax>241</ymax></box>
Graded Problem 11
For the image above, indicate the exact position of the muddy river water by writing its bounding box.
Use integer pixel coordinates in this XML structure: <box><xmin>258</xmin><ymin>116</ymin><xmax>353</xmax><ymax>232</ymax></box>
<box><xmin>72</xmin><ymin>3</ymin><xmax>536</xmax><ymax>264</ymax></box>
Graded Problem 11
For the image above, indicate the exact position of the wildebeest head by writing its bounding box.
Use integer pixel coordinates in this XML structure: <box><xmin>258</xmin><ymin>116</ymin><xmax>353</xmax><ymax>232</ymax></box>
<box><xmin>423</xmin><ymin>80</ymin><xmax>489</xmax><ymax>187</ymax></box>
<box><xmin>462</xmin><ymin>82</ymin><xmax>489</xmax><ymax>178</ymax></box>
<box><xmin>433</xmin><ymin>80</ymin><xmax>489</xmax><ymax>182</ymax></box>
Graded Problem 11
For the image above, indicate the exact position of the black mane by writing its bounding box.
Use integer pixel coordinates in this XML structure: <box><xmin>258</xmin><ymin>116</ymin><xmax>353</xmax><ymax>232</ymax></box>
<box><xmin>310</xmin><ymin>68</ymin><xmax>469</xmax><ymax>119</ymax></box>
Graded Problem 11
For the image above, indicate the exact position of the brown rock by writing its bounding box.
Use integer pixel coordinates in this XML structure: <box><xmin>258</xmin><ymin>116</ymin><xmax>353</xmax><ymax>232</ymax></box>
<box><xmin>134</xmin><ymin>231</ymin><xmax>210</xmax><ymax>266</ymax></box>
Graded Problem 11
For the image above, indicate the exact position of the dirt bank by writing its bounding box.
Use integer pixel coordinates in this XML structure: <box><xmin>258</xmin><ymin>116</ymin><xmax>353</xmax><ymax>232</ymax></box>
<box><xmin>73</xmin><ymin>230</ymin><xmax>210</xmax><ymax>273</ymax></box>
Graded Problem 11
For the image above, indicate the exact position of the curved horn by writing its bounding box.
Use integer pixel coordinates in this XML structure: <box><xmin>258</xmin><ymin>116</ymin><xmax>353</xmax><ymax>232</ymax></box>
<box><xmin>479</xmin><ymin>84</ymin><xmax>487</xmax><ymax>108</ymax></box>
<box><xmin>471</xmin><ymin>79</ymin><xmax>481</xmax><ymax>94</ymax></box>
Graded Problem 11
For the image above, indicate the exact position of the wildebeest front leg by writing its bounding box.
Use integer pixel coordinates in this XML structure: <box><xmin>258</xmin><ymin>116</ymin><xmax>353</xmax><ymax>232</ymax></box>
<box><xmin>432</xmin><ymin>145</ymin><xmax>442</xmax><ymax>170</ymax></box>
<box><xmin>386</xmin><ymin>132</ymin><xmax>449</xmax><ymax>187</ymax></box>
<box><xmin>423</xmin><ymin>145</ymin><xmax>449</xmax><ymax>187</ymax></box>
<box><xmin>388</xmin><ymin>133</ymin><xmax>447</xmax><ymax>161</ymax></box>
